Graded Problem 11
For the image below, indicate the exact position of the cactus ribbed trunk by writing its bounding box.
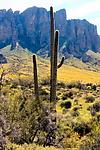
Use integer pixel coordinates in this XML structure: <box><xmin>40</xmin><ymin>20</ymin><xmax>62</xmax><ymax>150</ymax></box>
<box><xmin>33</xmin><ymin>54</ymin><xmax>39</xmax><ymax>102</ymax></box>
<box><xmin>50</xmin><ymin>6</ymin><xmax>55</xmax><ymax>103</ymax></box>
<box><xmin>52</xmin><ymin>31</ymin><xmax>59</xmax><ymax>102</ymax></box>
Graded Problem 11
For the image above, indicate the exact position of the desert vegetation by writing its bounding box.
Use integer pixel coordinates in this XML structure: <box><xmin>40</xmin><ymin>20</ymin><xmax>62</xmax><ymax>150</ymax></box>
<box><xmin>0</xmin><ymin>76</ymin><xmax>100</xmax><ymax>149</ymax></box>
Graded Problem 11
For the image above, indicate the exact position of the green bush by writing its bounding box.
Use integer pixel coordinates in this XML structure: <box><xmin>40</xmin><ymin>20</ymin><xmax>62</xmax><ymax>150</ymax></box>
<box><xmin>73</xmin><ymin>122</ymin><xmax>91</xmax><ymax>136</ymax></box>
<box><xmin>92</xmin><ymin>84</ymin><xmax>97</xmax><ymax>90</ymax></box>
<box><xmin>88</xmin><ymin>102</ymin><xmax>100</xmax><ymax>114</ymax></box>
<box><xmin>93</xmin><ymin>102</ymin><xmax>100</xmax><ymax>112</ymax></box>
<box><xmin>60</xmin><ymin>100</ymin><xmax>72</xmax><ymax>109</ymax></box>
<box><xmin>85</xmin><ymin>96</ymin><xmax>95</xmax><ymax>103</ymax></box>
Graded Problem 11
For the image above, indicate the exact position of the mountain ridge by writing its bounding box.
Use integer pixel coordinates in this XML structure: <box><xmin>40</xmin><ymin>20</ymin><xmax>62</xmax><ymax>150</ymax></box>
<box><xmin>0</xmin><ymin>6</ymin><xmax>100</xmax><ymax>60</ymax></box>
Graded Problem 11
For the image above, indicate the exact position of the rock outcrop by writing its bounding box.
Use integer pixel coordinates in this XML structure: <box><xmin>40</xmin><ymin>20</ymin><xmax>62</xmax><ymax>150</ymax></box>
<box><xmin>0</xmin><ymin>54</ymin><xmax>7</xmax><ymax>64</ymax></box>
<box><xmin>0</xmin><ymin>6</ymin><xmax>100</xmax><ymax>59</ymax></box>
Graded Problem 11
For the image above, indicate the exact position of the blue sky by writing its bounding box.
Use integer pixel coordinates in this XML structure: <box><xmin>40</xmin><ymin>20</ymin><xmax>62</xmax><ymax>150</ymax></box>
<box><xmin>0</xmin><ymin>0</ymin><xmax>100</xmax><ymax>34</ymax></box>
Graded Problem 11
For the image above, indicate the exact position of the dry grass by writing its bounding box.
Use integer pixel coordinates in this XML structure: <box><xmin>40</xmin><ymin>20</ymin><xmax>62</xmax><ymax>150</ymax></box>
<box><xmin>57</xmin><ymin>65</ymin><xmax>100</xmax><ymax>84</ymax></box>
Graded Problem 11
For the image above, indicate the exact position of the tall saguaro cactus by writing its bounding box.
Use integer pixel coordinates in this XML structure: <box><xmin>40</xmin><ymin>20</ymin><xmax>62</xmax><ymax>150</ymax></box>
<box><xmin>50</xmin><ymin>6</ymin><xmax>55</xmax><ymax>103</ymax></box>
<box><xmin>49</xmin><ymin>7</ymin><xmax>64</xmax><ymax>145</ymax></box>
<box><xmin>50</xmin><ymin>6</ymin><xmax>64</xmax><ymax>103</ymax></box>
<box><xmin>32</xmin><ymin>6</ymin><xmax>64</xmax><ymax>146</ymax></box>
<box><xmin>33</xmin><ymin>54</ymin><xmax>39</xmax><ymax>102</ymax></box>
<box><xmin>51</xmin><ymin>30</ymin><xmax>59</xmax><ymax>103</ymax></box>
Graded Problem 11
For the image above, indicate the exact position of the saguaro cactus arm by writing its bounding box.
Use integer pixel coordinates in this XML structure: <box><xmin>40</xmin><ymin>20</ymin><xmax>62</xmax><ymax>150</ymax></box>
<box><xmin>57</xmin><ymin>56</ymin><xmax>65</xmax><ymax>69</ymax></box>
<box><xmin>33</xmin><ymin>54</ymin><xmax>39</xmax><ymax>102</ymax></box>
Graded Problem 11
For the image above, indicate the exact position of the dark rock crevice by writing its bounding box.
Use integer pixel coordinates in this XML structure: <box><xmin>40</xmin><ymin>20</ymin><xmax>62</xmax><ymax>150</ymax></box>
<box><xmin>0</xmin><ymin>54</ymin><xmax>7</xmax><ymax>64</ymax></box>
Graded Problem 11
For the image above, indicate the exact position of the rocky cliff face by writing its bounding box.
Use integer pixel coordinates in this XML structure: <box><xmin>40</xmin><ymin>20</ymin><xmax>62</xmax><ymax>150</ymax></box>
<box><xmin>59</xmin><ymin>19</ymin><xmax>100</xmax><ymax>58</ymax></box>
<box><xmin>0</xmin><ymin>7</ymin><xmax>100</xmax><ymax>59</ymax></box>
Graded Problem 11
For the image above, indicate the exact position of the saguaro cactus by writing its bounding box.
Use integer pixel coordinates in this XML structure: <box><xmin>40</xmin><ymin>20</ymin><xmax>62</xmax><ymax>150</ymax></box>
<box><xmin>50</xmin><ymin>6</ymin><xmax>64</xmax><ymax>103</ymax></box>
<box><xmin>50</xmin><ymin>30</ymin><xmax>59</xmax><ymax>103</ymax></box>
<box><xmin>50</xmin><ymin>6</ymin><xmax>55</xmax><ymax>103</ymax></box>
<box><xmin>33</xmin><ymin>54</ymin><xmax>39</xmax><ymax>102</ymax></box>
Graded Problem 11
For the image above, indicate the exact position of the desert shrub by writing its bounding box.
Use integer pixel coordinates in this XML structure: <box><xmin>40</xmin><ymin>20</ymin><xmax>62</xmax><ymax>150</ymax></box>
<box><xmin>93</xmin><ymin>102</ymin><xmax>100</xmax><ymax>112</ymax></box>
<box><xmin>40</xmin><ymin>89</ymin><xmax>49</xmax><ymax>95</ymax></box>
<box><xmin>62</xmin><ymin>132</ymin><xmax>80</xmax><ymax>149</ymax></box>
<box><xmin>79</xmin><ymin>134</ymin><xmax>100</xmax><ymax>150</ymax></box>
<box><xmin>66</xmin><ymin>82</ymin><xmax>76</xmax><ymax>89</ymax></box>
<box><xmin>90</xmin><ymin>109</ymin><xmax>96</xmax><ymax>116</ymax></box>
<box><xmin>10</xmin><ymin>79</ymin><xmax>19</xmax><ymax>88</ymax></box>
<box><xmin>6</xmin><ymin>143</ymin><xmax>58</xmax><ymax>150</ymax></box>
<box><xmin>92</xmin><ymin>84</ymin><xmax>97</xmax><ymax>90</ymax></box>
<box><xmin>85</xmin><ymin>96</ymin><xmax>95</xmax><ymax>103</ymax></box>
<box><xmin>11</xmin><ymin>79</ymin><xmax>33</xmax><ymax>89</ymax></box>
<box><xmin>74</xmin><ymin>99</ymin><xmax>78</xmax><ymax>105</ymax></box>
<box><xmin>60</xmin><ymin>100</ymin><xmax>72</xmax><ymax>109</ymax></box>
<box><xmin>62</xmin><ymin>91</ymin><xmax>73</xmax><ymax>100</ymax></box>
<box><xmin>71</xmin><ymin>106</ymin><xmax>81</xmax><ymax>117</ymax></box>
<box><xmin>97</xmin><ymin>114</ymin><xmax>100</xmax><ymax>122</ymax></box>
<box><xmin>73</xmin><ymin>106</ymin><xmax>82</xmax><ymax>111</ymax></box>
<box><xmin>86</xmin><ymin>83</ymin><xmax>93</xmax><ymax>87</ymax></box>
<box><xmin>74</xmin><ymin>82</ymin><xmax>85</xmax><ymax>90</ymax></box>
<box><xmin>71</xmin><ymin>110</ymin><xmax>80</xmax><ymax>117</ymax></box>
<box><xmin>73</xmin><ymin>122</ymin><xmax>91</xmax><ymax>136</ymax></box>
<box><xmin>71</xmin><ymin>107</ymin><xmax>80</xmax><ymax>117</ymax></box>
<box><xmin>73</xmin><ymin>107</ymin><xmax>79</xmax><ymax>111</ymax></box>
<box><xmin>85</xmin><ymin>83</ymin><xmax>93</xmax><ymax>90</ymax></box>
<box><xmin>41</xmin><ymin>79</ymin><xmax>50</xmax><ymax>86</ymax></box>
<box><xmin>89</xmin><ymin>102</ymin><xmax>100</xmax><ymax>114</ymax></box>
<box><xmin>66</xmin><ymin>81</ymin><xmax>85</xmax><ymax>90</ymax></box>
<box><xmin>62</xmin><ymin>94</ymin><xmax>67</xmax><ymax>100</ymax></box>
<box><xmin>19</xmin><ymin>79</ymin><xmax>33</xmax><ymax>88</ymax></box>
<box><xmin>57</xmin><ymin>82</ymin><xmax>66</xmax><ymax>88</ymax></box>
<box><xmin>87</xmin><ymin>105</ymin><xmax>99</xmax><ymax>116</ymax></box>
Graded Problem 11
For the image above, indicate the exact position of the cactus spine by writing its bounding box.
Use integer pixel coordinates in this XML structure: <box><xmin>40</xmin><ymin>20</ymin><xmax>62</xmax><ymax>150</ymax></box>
<box><xmin>33</xmin><ymin>54</ymin><xmax>39</xmax><ymax>102</ymax></box>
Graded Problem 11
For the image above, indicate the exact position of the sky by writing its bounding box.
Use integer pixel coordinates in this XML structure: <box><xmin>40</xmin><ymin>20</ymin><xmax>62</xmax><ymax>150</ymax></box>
<box><xmin>0</xmin><ymin>0</ymin><xmax>100</xmax><ymax>34</ymax></box>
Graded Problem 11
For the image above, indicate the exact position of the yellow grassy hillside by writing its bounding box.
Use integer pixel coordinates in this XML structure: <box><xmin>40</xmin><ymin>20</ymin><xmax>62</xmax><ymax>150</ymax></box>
<box><xmin>1</xmin><ymin>60</ymin><xmax>100</xmax><ymax>84</ymax></box>
<box><xmin>57</xmin><ymin>65</ymin><xmax>100</xmax><ymax>84</ymax></box>
<box><xmin>0</xmin><ymin>46</ymin><xmax>100</xmax><ymax>84</ymax></box>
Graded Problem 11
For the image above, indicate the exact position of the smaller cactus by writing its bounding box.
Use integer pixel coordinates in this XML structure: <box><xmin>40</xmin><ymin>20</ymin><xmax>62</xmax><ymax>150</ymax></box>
<box><xmin>33</xmin><ymin>54</ymin><xmax>39</xmax><ymax>102</ymax></box>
